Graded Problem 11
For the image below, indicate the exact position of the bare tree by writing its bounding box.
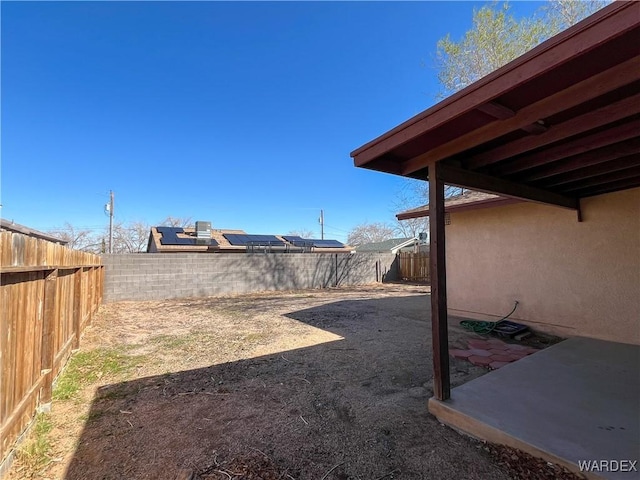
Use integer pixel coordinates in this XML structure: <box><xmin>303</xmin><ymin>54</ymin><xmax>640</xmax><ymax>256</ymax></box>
<box><xmin>394</xmin><ymin>217</ymin><xmax>428</xmax><ymax>239</ymax></box>
<box><xmin>111</xmin><ymin>221</ymin><xmax>151</xmax><ymax>253</ymax></box>
<box><xmin>159</xmin><ymin>216</ymin><xmax>193</xmax><ymax>228</ymax></box>
<box><xmin>47</xmin><ymin>223</ymin><xmax>101</xmax><ymax>253</ymax></box>
<box><xmin>391</xmin><ymin>180</ymin><xmax>429</xmax><ymax>239</ymax></box>
<box><xmin>393</xmin><ymin>178</ymin><xmax>464</xmax><ymax>237</ymax></box>
<box><xmin>347</xmin><ymin>222</ymin><xmax>396</xmax><ymax>246</ymax></box>
<box><xmin>48</xmin><ymin>216</ymin><xmax>197</xmax><ymax>255</ymax></box>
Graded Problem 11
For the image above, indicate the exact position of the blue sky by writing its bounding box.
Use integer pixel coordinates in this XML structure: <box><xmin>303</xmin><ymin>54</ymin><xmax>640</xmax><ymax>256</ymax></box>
<box><xmin>1</xmin><ymin>1</ymin><xmax>542</xmax><ymax>242</ymax></box>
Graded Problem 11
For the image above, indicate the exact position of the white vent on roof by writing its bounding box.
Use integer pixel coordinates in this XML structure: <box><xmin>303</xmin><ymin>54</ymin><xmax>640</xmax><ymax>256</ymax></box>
<box><xmin>195</xmin><ymin>221</ymin><xmax>211</xmax><ymax>239</ymax></box>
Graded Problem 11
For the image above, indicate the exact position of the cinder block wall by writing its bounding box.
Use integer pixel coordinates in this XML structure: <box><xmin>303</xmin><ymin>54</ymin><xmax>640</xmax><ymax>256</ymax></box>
<box><xmin>102</xmin><ymin>252</ymin><xmax>398</xmax><ymax>302</ymax></box>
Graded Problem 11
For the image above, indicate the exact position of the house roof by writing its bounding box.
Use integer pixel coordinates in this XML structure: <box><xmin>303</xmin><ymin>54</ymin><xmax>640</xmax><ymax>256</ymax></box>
<box><xmin>351</xmin><ymin>2</ymin><xmax>640</xmax><ymax>210</ymax></box>
<box><xmin>0</xmin><ymin>219</ymin><xmax>68</xmax><ymax>245</ymax></box>
<box><xmin>355</xmin><ymin>237</ymin><xmax>416</xmax><ymax>253</ymax></box>
<box><xmin>397</xmin><ymin>191</ymin><xmax>522</xmax><ymax>220</ymax></box>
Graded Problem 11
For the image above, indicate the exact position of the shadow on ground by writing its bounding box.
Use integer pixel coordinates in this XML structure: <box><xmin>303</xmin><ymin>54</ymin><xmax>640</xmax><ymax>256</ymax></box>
<box><xmin>64</xmin><ymin>294</ymin><xmax>508</xmax><ymax>480</ymax></box>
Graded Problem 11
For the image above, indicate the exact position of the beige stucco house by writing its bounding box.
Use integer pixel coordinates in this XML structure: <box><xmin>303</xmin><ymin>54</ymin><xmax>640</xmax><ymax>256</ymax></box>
<box><xmin>398</xmin><ymin>188</ymin><xmax>640</xmax><ymax>345</ymax></box>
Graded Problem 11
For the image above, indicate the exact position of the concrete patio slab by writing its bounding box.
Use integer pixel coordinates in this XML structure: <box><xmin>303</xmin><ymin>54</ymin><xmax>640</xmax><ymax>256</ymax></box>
<box><xmin>430</xmin><ymin>337</ymin><xmax>640</xmax><ymax>480</ymax></box>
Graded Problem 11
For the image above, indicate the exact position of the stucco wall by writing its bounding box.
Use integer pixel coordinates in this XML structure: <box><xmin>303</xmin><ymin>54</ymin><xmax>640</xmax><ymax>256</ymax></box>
<box><xmin>446</xmin><ymin>188</ymin><xmax>640</xmax><ymax>345</ymax></box>
<box><xmin>102</xmin><ymin>252</ymin><xmax>398</xmax><ymax>302</ymax></box>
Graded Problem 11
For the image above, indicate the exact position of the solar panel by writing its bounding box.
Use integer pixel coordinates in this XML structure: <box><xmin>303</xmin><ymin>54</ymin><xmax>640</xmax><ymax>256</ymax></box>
<box><xmin>158</xmin><ymin>227</ymin><xmax>218</xmax><ymax>246</ymax></box>
<box><xmin>309</xmin><ymin>239</ymin><xmax>344</xmax><ymax>248</ymax></box>
<box><xmin>223</xmin><ymin>234</ymin><xmax>285</xmax><ymax>246</ymax></box>
<box><xmin>282</xmin><ymin>235</ymin><xmax>305</xmax><ymax>243</ymax></box>
<box><xmin>223</xmin><ymin>234</ymin><xmax>247</xmax><ymax>245</ymax></box>
<box><xmin>157</xmin><ymin>226</ymin><xmax>182</xmax><ymax>235</ymax></box>
<box><xmin>158</xmin><ymin>227</ymin><xmax>183</xmax><ymax>245</ymax></box>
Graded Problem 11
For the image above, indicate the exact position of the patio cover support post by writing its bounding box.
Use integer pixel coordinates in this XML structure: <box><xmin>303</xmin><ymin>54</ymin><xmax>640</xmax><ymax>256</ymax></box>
<box><xmin>429</xmin><ymin>161</ymin><xmax>451</xmax><ymax>401</ymax></box>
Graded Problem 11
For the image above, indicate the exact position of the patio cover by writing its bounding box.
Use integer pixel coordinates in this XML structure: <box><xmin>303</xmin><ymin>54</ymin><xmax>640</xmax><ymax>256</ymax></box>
<box><xmin>350</xmin><ymin>1</ymin><xmax>640</xmax><ymax>400</ymax></box>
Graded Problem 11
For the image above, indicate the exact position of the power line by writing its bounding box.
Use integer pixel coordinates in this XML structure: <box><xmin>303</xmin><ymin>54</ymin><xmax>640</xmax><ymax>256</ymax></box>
<box><xmin>323</xmin><ymin>223</ymin><xmax>351</xmax><ymax>233</ymax></box>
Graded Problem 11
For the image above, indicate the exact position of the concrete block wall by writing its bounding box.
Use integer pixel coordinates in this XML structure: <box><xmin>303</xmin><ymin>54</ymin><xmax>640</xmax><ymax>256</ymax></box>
<box><xmin>102</xmin><ymin>252</ymin><xmax>398</xmax><ymax>302</ymax></box>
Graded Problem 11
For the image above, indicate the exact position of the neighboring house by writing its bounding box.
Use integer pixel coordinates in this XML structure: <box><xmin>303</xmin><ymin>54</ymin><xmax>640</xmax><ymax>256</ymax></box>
<box><xmin>355</xmin><ymin>237</ymin><xmax>420</xmax><ymax>254</ymax></box>
<box><xmin>146</xmin><ymin>224</ymin><xmax>352</xmax><ymax>253</ymax></box>
<box><xmin>0</xmin><ymin>219</ymin><xmax>68</xmax><ymax>245</ymax></box>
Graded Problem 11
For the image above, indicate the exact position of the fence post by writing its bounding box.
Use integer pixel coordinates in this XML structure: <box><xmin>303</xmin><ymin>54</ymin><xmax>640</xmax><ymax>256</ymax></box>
<box><xmin>39</xmin><ymin>268</ymin><xmax>58</xmax><ymax>410</ymax></box>
<box><xmin>99</xmin><ymin>266</ymin><xmax>104</xmax><ymax>305</ymax></box>
<box><xmin>72</xmin><ymin>267</ymin><xmax>83</xmax><ymax>350</ymax></box>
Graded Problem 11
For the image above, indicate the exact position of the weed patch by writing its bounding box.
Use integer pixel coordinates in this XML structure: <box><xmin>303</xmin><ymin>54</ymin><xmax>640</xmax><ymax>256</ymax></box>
<box><xmin>53</xmin><ymin>348</ymin><xmax>146</xmax><ymax>401</ymax></box>
<box><xmin>16</xmin><ymin>414</ymin><xmax>54</xmax><ymax>475</ymax></box>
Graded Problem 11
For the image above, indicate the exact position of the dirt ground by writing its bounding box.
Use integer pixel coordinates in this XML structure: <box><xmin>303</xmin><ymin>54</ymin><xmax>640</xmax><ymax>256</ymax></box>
<box><xmin>8</xmin><ymin>284</ymin><xmax>571</xmax><ymax>480</ymax></box>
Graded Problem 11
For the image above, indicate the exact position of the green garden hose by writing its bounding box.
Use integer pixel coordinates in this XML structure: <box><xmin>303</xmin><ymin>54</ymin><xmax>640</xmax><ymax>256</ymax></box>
<box><xmin>460</xmin><ymin>301</ymin><xmax>519</xmax><ymax>334</ymax></box>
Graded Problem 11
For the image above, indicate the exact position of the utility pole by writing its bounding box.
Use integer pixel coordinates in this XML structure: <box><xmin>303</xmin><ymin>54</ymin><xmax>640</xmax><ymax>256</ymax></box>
<box><xmin>107</xmin><ymin>190</ymin><xmax>114</xmax><ymax>254</ymax></box>
<box><xmin>319</xmin><ymin>209</ymin><xmax>324</xmax><ymax>240</ymax></box>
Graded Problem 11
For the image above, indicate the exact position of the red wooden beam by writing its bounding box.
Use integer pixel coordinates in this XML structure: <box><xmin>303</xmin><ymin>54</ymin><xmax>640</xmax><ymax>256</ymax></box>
<box><xmin>576</xmin><ymin>176</ymin><xmax>640</xmax><ymax>197</ymax></box>
<box><xmin>360</xmin><ymin>156</ymin><xmax>405</xmax><ymax>175</ymax></box>
<box><xmin>429</xmin><ymin>162</ymin><xmax>450</xmax><ymax>401</ymax></box>
<box><xmin>466</xmin><ymin>92</ymin><xmax>640</xmax><ymax>168</ymax></box>
<box><xmin>521</xmin><ymin>122</ymin><xmax>548</xmax><ymax>135</ymax></box>
<box><xmin>477</xmin><ymin>102</ymin><xmax>551</xmax><ymax>140</ymax></box>
<box><xmin>438</xmin><ymin>164</ymin><xmax>579</xmax><ymax>210</ymax></box>
<box><xmin>489</xmin><ymin>118</ymin><xmax>640</xmax><ymax>176</ymax></box>
<box><xmin>400</xmin><ymin>56</ymin><xmax>640</xmax><ymax>175</ymax></box>
<box><xmin>562</xmin><ymin>165</ymin><xmax>640</xmax><ymax>192</ymax></box>
<box><xmin>520</xmin><ymin>137</ymin><xmax>640</xmax><ymax>182</ymax></box>
<box><xmin>476</xmin><ymin>101</ymin><xmax>515</xmax><ymax>119</ymax></box>
<box><xmin>540</xmin><ymin>154</ymin><xmax>640</xmax><ymax>187</ymax></box>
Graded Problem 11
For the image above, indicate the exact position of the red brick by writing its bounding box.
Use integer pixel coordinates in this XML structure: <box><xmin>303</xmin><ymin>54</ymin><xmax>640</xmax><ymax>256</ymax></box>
<box><xmin>468</xmin><ymin>349</ymin><xmax>492</xmax><ymax>357</ymax></box>
<box><xmin>467</xmin><ymin>340</ymin><xmax>492</xmax><ymax>349</ymax></box>
<box><xmin>469</xmin><ymin>355</ymin><xmax>493</xmax><ymax>366</ymax></box>
<box><xmin>449</xmin><ymin>349</ymin><xmax>473</xmax><ymax>359</ymax></box>
<box><xmin>487</xmin><ymin>338</ymin><xmax>506</xmax><ymax>345</ymax></box>
<box><xmin>489</xmin><ymin>347</ymin><xmax>509</xmax><ymax>354</ymax></box>
<box><xmin>489</xmin><ymin>361</ymin><xmax>510</xmax><ymax>369</ymax></box>
<box><xmin>506</xmin><ymin>344</ymin><xmax>528</xmax><ymax>351</ymax></box>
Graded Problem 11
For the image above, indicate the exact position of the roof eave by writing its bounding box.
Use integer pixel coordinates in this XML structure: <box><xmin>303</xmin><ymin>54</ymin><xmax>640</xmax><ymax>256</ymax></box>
<box><xmin>397</xmin><ymin>197</ymin><xmax>523</xmax><ymax>220</ymax></box>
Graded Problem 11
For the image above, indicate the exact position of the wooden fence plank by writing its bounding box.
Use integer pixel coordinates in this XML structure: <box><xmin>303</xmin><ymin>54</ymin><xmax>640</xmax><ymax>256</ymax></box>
<box><xmin>73</xmin><ymin>268</ymin><xmax>82</xmax><ymax>349</ymax></box>
<box><xmin>39</xmin><ymin>269</ymin><xmax>58</xmax><ymax>406</ymax></box>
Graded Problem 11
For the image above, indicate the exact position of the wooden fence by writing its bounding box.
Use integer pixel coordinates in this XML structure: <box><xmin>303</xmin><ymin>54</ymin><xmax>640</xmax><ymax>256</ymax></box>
<box><xmin>398</xmin><ymin>252</ymin><xmax>430</xmax><ymax>283</ymax></box>
<box><xmin>0</xmin><ymin>231</ymin><xmax>103</xmax><ymax>464</ymax></box>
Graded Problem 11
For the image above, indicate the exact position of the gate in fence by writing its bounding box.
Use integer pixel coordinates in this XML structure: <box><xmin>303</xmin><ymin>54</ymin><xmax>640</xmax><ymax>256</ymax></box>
<box><xmin>398</xmin><ymin>252</ymin><xmax>430</xmax><ymax>283</ymax></box>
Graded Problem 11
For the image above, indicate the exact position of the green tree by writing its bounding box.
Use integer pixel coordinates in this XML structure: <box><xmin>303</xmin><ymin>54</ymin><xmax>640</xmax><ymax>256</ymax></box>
<box><xmin>435</xmin><ymin>0</ymin><xmax>610</xmax><ymax>96</ymax></box>
<box><xmin>542</xmin><ymin>0</ymin><xmax>611</xmax><ymax>33</ymax></box>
